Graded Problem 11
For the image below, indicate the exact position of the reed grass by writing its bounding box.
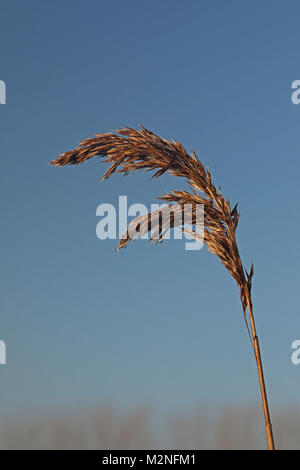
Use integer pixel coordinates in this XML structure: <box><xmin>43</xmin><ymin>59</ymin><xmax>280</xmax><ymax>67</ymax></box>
<box><xmin>50</xmin><ymin>126</ymin><xmax>275</xmax><ymax>450</ymax></box>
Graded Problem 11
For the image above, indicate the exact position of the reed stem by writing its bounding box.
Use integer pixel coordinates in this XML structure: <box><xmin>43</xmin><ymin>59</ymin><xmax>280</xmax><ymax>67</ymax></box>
<box><xmin>245</xmin><ymin>289</ymin><xmax>275</xmax><ymax>450</ymax></box>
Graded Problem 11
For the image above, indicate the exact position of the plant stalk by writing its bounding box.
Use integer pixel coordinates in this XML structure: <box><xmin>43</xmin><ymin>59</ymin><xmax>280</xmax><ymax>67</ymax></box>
<box><xmin>245</xmin><ymin>289</ymin><xmax>275</xmax><ymax>450</ymax></box>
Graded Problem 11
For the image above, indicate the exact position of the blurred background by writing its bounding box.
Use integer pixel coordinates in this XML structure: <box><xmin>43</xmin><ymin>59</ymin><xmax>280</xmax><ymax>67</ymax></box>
<box><xmin>0</xmin><ymin>0</ymin><xmax>300</xmax><ymax>449</ymax></box>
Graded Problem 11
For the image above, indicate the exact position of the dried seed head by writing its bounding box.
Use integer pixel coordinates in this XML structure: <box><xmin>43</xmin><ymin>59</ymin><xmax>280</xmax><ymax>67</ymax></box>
<box><xmin>50</xmin><ymin>125</ymin><xmax>252</xmax><ymax>304</ymax></box>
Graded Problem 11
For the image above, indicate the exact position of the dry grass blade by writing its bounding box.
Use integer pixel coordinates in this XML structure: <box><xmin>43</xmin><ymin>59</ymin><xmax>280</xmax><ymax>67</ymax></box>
<box><xmin>50</xmin><ymin>125</ymin><xmax>275</xmax><ymax>450</ymax></box>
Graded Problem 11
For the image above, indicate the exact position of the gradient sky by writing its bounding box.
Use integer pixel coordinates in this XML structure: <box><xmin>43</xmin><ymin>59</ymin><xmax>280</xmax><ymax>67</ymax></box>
<box><xmin>1</xmin><ymin>0</ymin><xmax>300</xmax><ymax>419</ymax></box>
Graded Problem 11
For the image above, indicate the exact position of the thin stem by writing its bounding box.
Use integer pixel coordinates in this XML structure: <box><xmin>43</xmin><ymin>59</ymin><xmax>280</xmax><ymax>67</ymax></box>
<box><xmin>245</xmin><ymin>288</ymin><xmax>275</xmax><ymax>450</ymax></box>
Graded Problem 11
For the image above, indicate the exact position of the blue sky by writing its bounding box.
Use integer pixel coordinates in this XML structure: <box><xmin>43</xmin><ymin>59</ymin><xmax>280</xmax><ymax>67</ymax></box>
<box><xmin>0</xmin><ymin>0</ymin><xmax>300</xmax><ymax>418</ymax></box>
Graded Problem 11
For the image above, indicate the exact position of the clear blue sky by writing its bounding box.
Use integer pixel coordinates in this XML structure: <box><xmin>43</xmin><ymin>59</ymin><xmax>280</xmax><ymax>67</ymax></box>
<box><xmin>0</xmin><ymin>0</ymin><xmax>300</xmax><ymax>418</ymax></box>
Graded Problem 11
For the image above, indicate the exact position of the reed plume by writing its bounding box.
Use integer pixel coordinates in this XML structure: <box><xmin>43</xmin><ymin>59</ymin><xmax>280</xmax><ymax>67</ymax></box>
<box><xmin>50</xmin><ymin>125</ymin><xmax>275</xmax><ymax>450</ymax></box>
